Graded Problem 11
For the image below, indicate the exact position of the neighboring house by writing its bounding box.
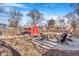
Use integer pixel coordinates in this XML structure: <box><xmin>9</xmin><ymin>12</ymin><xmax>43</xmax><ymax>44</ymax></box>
<box><xmin>47</xmin><ymin>16</ymin><xmax>70</xmax><ymax>32</ymax></box>
<box><xmin>0</xmin><ymin>23</ymin><xmax>8</xmax><ymax>36</ymax></box>
<box><xmin>0</xmin><ymin>23</ymin><xmax>8</xmax><ymax>29</ymax></box>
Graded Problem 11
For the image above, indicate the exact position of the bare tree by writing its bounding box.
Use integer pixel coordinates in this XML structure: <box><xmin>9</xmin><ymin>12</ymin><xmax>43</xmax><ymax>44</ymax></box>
<box><xmin>9</xmin><ymin>8</ymin><xmax>23</xmax><ymax>28</ymax></box>
<box><xmin>48</xmin><ymin>19</ymin><xmax>55</xmax><ymax>27</ymax></box>
<box><xmin>59</xmin><ymin>19</ymin><xmax>65</xmax><ymax>26</ymax></box>
<box><xmin>70</xmin><ymin>3</ymin><xmax>79</xmax><ymax>30</ymax></box>
<box><xmin>70</xmin><ymin>3</ymin><xmax>79</xmax><ymax>15</ymax></box>
<box><xmin>8</xmin><ymin>19</ymin><xmax>17</xmax><ymax>28</ymax></box>
<box><xmin>27</xmin><ymin>9</ymin><xmax>44</xmax><ymax>24</ymax></box>
<box><xmin>71</xmin><ymin>20</ymin><xmax>77</xmax><ymax>32</ymax></box>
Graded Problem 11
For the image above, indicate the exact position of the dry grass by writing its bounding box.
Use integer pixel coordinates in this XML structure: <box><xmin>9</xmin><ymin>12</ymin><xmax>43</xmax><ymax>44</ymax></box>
<box><xmin>0</xmin><ymin>35</ymin><xmax>47</xmax><ymax>56</ymax></box>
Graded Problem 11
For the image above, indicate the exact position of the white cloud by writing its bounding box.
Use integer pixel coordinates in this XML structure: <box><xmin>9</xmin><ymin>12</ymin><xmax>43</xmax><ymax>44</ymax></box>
<box><xmin>52</xmin><ymin>16</ymin><xmax>58</xmax><ymax>20</ymax></box>
<box><xmin>0</xmin><ymin>3</ymin><xmax>26</xmax><ymax>8</ymax></box>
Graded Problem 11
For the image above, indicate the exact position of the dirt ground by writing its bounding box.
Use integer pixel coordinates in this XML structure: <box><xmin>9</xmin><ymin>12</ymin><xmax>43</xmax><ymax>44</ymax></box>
<box><xmin>0</xmin><ymin>35</ymin><xmax>48</xmax><ymax>56</ymax></box>
<box><xmin>0</xmin><ymin>35</ymin><xmax>79</xmax><ymax>56</ymax></box>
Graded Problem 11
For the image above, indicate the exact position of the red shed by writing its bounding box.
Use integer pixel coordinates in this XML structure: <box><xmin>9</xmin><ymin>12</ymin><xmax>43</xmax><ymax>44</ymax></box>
<box><xmin>31</xmin><ymin>23</ymin><xmax>39</xmax><ymax>36</ymax></box>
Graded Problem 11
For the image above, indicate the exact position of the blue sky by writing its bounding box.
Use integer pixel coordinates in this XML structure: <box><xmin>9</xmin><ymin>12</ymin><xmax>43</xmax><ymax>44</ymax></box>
<box><xmin>0</xmin><ymin>3</ymin><xmax>74</xmax><ymax>26</ymax></box>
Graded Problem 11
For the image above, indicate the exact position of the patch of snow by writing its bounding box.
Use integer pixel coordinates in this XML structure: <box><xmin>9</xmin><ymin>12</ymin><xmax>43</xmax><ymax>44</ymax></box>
<box><xmin>53</xmin><ymin>37</ymin><xmax>79</xmax><ymax>50</ymax></box>
<box><xmin>33</xmin><ymin>37</ymin><xmax>79</xmax><ymax>50</ymax></box>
